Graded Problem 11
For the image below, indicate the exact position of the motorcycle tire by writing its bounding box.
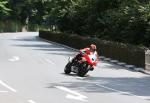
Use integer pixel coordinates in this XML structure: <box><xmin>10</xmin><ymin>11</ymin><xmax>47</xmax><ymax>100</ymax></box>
<box><xmin>64</xmin><ymin>62</ymin><xmax>72</xmax><ymax>74</ymax></box>
<box><xmin>77</xmin><ymin>63</ymin><xmax>88</xmax><ymax>77</ymax></box>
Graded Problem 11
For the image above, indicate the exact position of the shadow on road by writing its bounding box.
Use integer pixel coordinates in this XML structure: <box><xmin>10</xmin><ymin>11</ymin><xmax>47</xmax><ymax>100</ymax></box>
<box><xmin>61</xmin><ymin>73</ymin><xmax>90</xmax><ymax>77</ymax></box>
<box><xmin>12</xmin><ymin>36</ymin><xmax>76</xmax><ymax>57</ymax></box>
<box><xmin>47</xmin><ymin>76</ymin><xmax>150</xmax><ymax>100</ymax></box>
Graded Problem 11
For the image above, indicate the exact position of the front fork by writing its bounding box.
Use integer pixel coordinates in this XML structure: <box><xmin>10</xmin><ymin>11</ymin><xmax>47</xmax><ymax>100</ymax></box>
<box><xmin>87</xmin><ymin>65</ymin><xmax>94</xmax><ymax>71</ymax></box>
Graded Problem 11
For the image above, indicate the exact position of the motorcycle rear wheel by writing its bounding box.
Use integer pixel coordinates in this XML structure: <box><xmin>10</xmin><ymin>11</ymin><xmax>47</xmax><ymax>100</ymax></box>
<box><xmin>64</xmin><ymin>62</ymin><xmax>72</xmax><ymax>74</ymax></box>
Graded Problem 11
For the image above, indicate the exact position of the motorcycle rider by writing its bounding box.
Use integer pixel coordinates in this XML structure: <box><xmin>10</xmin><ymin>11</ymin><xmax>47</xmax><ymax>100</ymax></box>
<box><xmin>72</xmin><ymin>44</ymin><xmax>99</xmax><ymax>69</ymax></box>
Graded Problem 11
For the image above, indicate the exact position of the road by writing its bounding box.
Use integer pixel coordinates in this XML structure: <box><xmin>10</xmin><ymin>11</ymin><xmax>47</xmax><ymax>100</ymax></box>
<box><xmin>0</xmin><ymin>32</ymin><xmax>150</xmax><ymax>103</ymax></box>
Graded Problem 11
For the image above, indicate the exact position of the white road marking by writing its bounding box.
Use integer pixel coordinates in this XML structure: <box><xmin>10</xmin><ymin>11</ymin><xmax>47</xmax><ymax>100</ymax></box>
<box><xmin>45</xmin><ymin>59</ymin><xmax>55</xmax><ymax>65</ymax></box>
<box><xmin>136</xmin><ymin>96</ymin><xmax>150</xmax><ymax>100</ymax></box>
<box><xmin>55</xmin><ymin>86</ymin><xmax>88</xmax><ymax>102</ymax></box>
<box><xmin>28</xmin><ymin>100</ymin><xmax>36</xmax><ymax>103</ymax></box>
<box><xmin>0</xmin><ymin>91</ymin><xmax>9</xmax><ymax>93</ymax></box>
<box><xmin>76</xmin><ymin>77</ymin><xmax>86</xmax><ymax>79</ymax></box>
<box><xmin>95</xmin><ymin>83</ymin><xmax>131</xmax><ymax>94</ymax></box>
<box><xmin>13</xmin><ymin>37</ymin><xmax>18</xmax><ymax>39</ymax></box>
<box><xmin>74</xmin><ymin>79</ymin><xmax>150</xmax><ymax>100</ymax></box>
<box><xmin>95</xmin><ymin>83</ymin><xmax>150</xmax><ymax>100</ymax></box>
<box><xmin>0</xmin><ymin>80</ymin><xmax>17</xmax><ymax>92</ymax></box>
<box><xmin>8</xmin><ymin>56</ymin><xmax>20</xmax><ymax>62</ymax></box>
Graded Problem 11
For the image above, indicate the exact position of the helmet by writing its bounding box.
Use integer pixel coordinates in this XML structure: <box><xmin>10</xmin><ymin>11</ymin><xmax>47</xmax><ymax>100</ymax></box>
<box><xmin>90</xmin><ymin>44</ymin><xmax>97</xmax><ymax>51</ymax></box>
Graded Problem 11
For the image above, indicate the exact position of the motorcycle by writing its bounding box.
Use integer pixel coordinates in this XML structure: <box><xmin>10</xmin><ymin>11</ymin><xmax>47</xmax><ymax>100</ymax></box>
<box><xmin>64</xmin><ymin>53</ymin><xmax>98</xmax><ymax>77</ymax></box>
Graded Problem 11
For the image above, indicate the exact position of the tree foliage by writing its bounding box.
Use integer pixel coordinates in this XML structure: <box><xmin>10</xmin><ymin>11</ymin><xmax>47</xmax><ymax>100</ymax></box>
<box><xmin>46</xmin><ymin>0</ymin><xmax>150</xmax><ymax>47</ymax></box>
<box><xmin>0</xmin><ymin>0</ymin><xmax>150</xmax><ymax>47</ymax></box>
<box><xmin>0</xmin><ymin>0</ymin><xmax>10</xmax><ymax>18</ymax></box>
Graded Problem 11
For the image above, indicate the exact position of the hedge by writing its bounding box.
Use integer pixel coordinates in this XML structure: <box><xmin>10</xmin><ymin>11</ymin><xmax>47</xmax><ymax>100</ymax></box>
<box><xmin>39</xmin><ymin>30</ymin><xmax>145</xmax><ymax>68</ymax></box>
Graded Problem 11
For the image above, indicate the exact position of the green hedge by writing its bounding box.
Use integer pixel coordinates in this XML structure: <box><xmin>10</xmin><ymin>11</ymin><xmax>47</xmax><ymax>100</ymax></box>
<box><xmin>39</xmin><ymin>30</ymin><xmax>145</xmax><ymax>68</ymax></box>
<box><xmin>0</xmin><ymin>20</ymin><xmax>22</xmax><ymax>32</ymax></box>
<box><xmin>0</xmin><ymin>20</ymin><xmax>40</xmax><ymax>32</ymax></box>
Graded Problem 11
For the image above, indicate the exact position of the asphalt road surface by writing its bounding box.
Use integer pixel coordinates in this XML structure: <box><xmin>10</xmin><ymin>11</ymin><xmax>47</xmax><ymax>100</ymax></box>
<box><xmin>0</xmin><ymin>32</ymin><xmax>150</xmax><ymax>103</ymax></box>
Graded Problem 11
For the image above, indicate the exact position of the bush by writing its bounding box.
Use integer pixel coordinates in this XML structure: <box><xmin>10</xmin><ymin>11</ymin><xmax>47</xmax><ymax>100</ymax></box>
<box><xmin>0</xmin><ymin>20</ymin><xmax>22</xmax><ymax>32</ymax></box>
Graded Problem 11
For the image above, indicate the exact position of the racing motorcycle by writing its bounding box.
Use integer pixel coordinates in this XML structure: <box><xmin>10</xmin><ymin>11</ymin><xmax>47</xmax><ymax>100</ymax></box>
<box><xmin>64</xmin><ymin>53</ymin><xmax>98</xmax><ymax>77</ymax></box>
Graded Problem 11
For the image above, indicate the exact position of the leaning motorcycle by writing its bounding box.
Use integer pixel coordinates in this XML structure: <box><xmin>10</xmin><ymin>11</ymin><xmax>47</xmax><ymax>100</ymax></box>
<box><xmin>64</xmin><ymin>53</ymin><xmax>98</xmax><ymax>77</ymax></box>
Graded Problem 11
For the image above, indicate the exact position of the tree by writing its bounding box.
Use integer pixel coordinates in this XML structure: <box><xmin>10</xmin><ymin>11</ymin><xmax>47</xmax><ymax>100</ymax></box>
<box><xmin>0</xmin><ymin>0</ymin><xmax>10</xmax><ymax>19</ymax></box>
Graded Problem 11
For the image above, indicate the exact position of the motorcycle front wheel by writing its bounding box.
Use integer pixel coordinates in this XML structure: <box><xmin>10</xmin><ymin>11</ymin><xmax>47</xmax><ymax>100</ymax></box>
<box><xmin>77</xmin><ymin>62</ymin><xmax>88</xmax><ymax>77</ymax></box>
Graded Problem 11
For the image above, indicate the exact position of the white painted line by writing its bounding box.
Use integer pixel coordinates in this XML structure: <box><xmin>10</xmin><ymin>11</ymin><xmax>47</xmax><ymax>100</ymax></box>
<box><xmin>13</xmin><ymin>56</ymin><xmax>20</xmax><ymax>61</ymax></box>
<box><xmin>13</xmin><ymin>37</ymin><xmax>18</xmax><ymax>39</ymax></box>
<box><xmin>8</xmin><ymin>59</ymin><xmax>16</xmax><ymax>62</ymax></box>
<box><xmin>66</xmin><ymin>94</ymin><xmax>87</xmax><ymax>102</ymax></box>
<box><xmin>95</xmin><ymin>83</ymin><xmax>130</xmax><ymax>94</ymax></box>
<box><xmin>137</xmin><ymin>96</ymin><xmax>150</xmax><ymax>100</ymax></box>
<box><xmin>0</xmin><ymin>80</ymin><xmax>17</xmax><ymax>93</ymax></box>
<box><xmin>28</xmin><ymin>100</ymin><xmax>36</xmax><ymax>103</ymax></box>
<box><xmin>76</xmin><ymin>77</ymin><xmax>86</xmax><ymax>79</ymax></box>
<box><xmin>8</xmin><ymin>56</ymin><xmax>20</xmax><ymax>62</ymax></box>
<box><xmin>55</xmin><ymin>86</ymin><xmax>88</xmax><ymax>102</ymax></box>
<box><xmin>0</xmin><ymin>91</ymin><xmax>9</xmax><ymax>93</ymax></box>
<box><xmin>45</xmin><ymin>59</ymin><xmax>55</xmax><ymax>65</ymax></box>
<box><xmin>95</xmin><ymin>83</ymin><xmax>150</xmax><ymax>100</ymax></box>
